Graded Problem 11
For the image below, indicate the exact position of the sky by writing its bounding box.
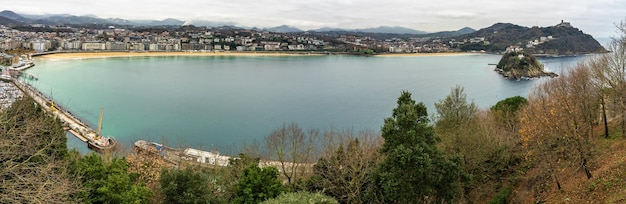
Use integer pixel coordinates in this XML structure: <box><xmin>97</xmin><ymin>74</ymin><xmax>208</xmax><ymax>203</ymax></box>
<box><xmin>4</xmin><ymin>0</ymin><xmax>625</xmax><ymax>38</ymax></box>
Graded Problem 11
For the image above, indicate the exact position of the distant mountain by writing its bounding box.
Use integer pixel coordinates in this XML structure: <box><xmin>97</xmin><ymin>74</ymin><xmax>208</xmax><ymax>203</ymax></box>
<box><xmin>264</xmin><ymin>25</ymin><xmax>303</xmax><ymax>33</ymax></box>
<box><xmin>309</xmin><ymin>27</ymin><xmax>347</xmax><ymax>32</ymax></box>
<box><xmin>308</xmin><ymin>26</ymin><xmax>426</xmax><ymax>34</ymax></box>
<box><xmin>183</xmin><ymin>20</ymin><xmax>237</xmax><ymax>28</ymax></box>
<box><xmin>0</xmin><ymin>16</ymin><xmax>23</xmax><ymax>26</ymax></box>
<box><xmin>0</xmin><ymin>10</ymin><xmax>28</xmax><ymax>22</ymax></box>
<box><xmin>425</xmin><ymin>27</ymin><xmax>476</xmax><ymax>38</ymax></box>
<box><xmin>19</xmin><ymin>13</ymin><xmax>74</xmax><ymax>20</ymax></box>
<box><xmin>354</xmin><ymin>26</ymin><xmax>427</xmax><ymax>34</ymax></box>
<box><xmin>107</xmin><ymin>18</ymin><xmax>134</xmax><ymax>25</ymax></box>
<box><xmin>153</xmin><ymin>18</ymin><xmax>185</xmax><ymax>26</ymax></box>
<box><xmin>456</xmin><ymin>22</ymin><xmax>605</xmax><ymax>55</ymax></box>
<box><xmin>43</xmin><ymin>15</ymin><xmax>113</xmax><ymax>25</ymax></box>
<box><xmin>0</xmin><ymin>10</ymin><xmax>185</xmax><ymax>26</ymax></box>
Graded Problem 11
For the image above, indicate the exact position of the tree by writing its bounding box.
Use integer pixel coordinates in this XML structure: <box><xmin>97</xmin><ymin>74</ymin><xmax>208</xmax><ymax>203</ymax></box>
<box><xmin>490</xmin><ymin>96</ymin><xmax>528</xmax><ymax>133</ymax></box>
<box><xmin>367</xmin><ymin>91</ymin><xmax>463</xmax><ymax>203</ymax></box>
<box><xmin>591</xmin><ymin>19</ymin><xmax>626</xmax><ymax>137</ymax></box>
<box><xmin>160</xmin><ymin>167</ymin><xmax>217</xmax><ymax>204</ymax></box>
<box><xmin>233</xmin><ymin>163</ymin><xmax>285</xmax><ymax>204</ymax></box>
<box><xmin>310</xmin><ymin>130</ymin><xmax>381</xmax><ymax>203</ymax></box>
<box><xmin>0</xmin><ymin>97</ymin><xmax>79</xmax><ymax>203</ymax></box>
<box><xmin>434</xmin><ymin>85</ymin><xmax>479</xmax><ymax>155</ymax></box>
<box><xmin>519</xmin><ymin>63</ymin><xmax>599</xmax><ymax>194</ymax></box>
<box><xmin>435</xmin><ymin>87</ymin><xmax>519</xmax><ymax>202</ymax></box>
<box><xmin>264</xmin><ymin>123</ymin><xmax>317</xmax><ymax>188</ymax></box>
<box><xmin>71</xmin><ymin>153</ymin><xmax>153</xmax><ymax>203</ymax></box>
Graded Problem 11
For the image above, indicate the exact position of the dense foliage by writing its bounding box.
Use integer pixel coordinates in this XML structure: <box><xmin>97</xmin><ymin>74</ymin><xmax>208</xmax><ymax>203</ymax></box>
<box><xmin>491</xmin><ymin>96</ymin><xmax>528</xmax><ymax>113</ymax></box>
<box><xmin>70</xmin><ymin>153</ymin><xmax>153</xmax><ymax>203</ymax></box>
<box><xmin>233</xmin><ymin>163</ymin><xmax>285</xmax><ymax>203</ymax></box>
<box><xmin>495</xmin><ymin>51</ymin><xmax>557</xmax><ymax>79</ymax></box>
<box><xmin>309</xmin><ymin>136</ymin><xmax>379</xmax><ymax>204</ymax></box>
<box><xmin>496</xmin><ymin>51</ymin><xmax>541</xmax><ymax>72</ymax></box>
<box><xmin>366</xmin><ymin>91</ymin><xmax>463</xmax><ymax>203</ymax></box>
<box><xmin>160</xmin><ymin>167</ymin><xmax>216</xmax><ymax>204</ymax></box>
<box><xmin>458</xmin><ymin>23</ymin><xmax>605</xmax><ymax>54</ymax></box>
<box><xmin>261</xmin><ymin>191</ymin><xmax>338</xmax><ymax>204</ymax></box>
<box><xmin>0</xmin><ymin>97</ymin><xmax>77</xmax><ymax>203</ymax></box>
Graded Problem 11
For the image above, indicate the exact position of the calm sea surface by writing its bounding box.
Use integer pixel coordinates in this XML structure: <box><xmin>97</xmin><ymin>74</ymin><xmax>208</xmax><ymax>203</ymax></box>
<box><xmin>26</xmin><ymin>54</ymin><xmax>590</xmax><ymax>153</ymax></box>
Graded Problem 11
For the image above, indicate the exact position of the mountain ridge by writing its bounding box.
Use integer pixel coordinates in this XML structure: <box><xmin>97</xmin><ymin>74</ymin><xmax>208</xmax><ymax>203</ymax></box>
<box><xmin>0</xmin><ymin>10</ymin><xmax>456</xmax><ymax>35</ymax></box>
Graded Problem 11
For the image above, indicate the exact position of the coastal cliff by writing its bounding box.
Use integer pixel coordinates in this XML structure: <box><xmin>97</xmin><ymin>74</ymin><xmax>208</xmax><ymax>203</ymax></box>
<box><xmin>495</xmin><ymin>51</ymin><xmax>557</xmax><ymax>79</ymax></box>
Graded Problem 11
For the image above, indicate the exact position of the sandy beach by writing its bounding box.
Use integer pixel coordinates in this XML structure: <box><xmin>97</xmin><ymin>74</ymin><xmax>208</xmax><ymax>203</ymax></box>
<box><xmin>37</xmin><ymin>51</ymin><xmax>324</xmax><ymax>59</ymax></box>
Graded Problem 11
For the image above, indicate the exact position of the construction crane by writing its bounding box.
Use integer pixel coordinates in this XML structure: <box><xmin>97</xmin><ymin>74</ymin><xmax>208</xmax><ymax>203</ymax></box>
<box><xmin>97</xmin><ymin>106</ymin><xmax>104</xmax><ymax>135</ymax></box>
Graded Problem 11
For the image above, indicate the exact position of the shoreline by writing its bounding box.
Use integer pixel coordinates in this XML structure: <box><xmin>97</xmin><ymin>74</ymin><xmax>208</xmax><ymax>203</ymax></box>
<box><xmin>374</xmin><ymin>52</ymin><xmax>483</xmax><ymax>57</ymax></box>
<box><xmin>36</xmin><ymin>51</ymin><xmax>327</xmax><ymax>59</ymax></box>
<box><xmin>36</xmin><ymin>51</ymin><xmax>480</xmax><ymax>59</ymax></box>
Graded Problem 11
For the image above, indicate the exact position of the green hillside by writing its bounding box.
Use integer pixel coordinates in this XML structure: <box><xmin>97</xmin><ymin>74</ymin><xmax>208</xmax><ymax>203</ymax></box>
<box><xmin>455</xmin><ymin>22</ymin><xmax>605</xmax><ymax>55</ymax></box>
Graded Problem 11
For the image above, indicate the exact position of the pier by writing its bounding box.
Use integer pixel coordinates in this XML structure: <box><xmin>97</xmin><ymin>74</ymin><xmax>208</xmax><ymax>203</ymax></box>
<box><xmin>12</xmin><ymin>78</ymin><xmax>116</xmax><ymax>152</ymax></box>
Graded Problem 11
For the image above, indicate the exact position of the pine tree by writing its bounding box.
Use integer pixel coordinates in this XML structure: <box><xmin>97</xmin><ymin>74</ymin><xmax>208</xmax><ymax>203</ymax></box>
<box><xmin>367</xmin><ymin>91</ymin><xmax>462</xmax><ymax>203</ymax></box>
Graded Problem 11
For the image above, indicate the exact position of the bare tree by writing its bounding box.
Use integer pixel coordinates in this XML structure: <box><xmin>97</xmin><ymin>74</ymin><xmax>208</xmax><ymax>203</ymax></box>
<box><xmin>519</xmin><ymin>63</ymin><xmax>599</xmax><ymax>192</ymax></box>
<box><xmin>591</xmin><ymin>19</ymin><xmax>626</xmax><ymax>136</ymax></box>
<box><xmin>312</xmin><ymin>129</ymin><xmax>382</xmax><ymax>204</ymax></box>
<box><xmin>0</xmin><ymin>97</ymin><xmax>79</xmax><ymax>203</ymax></box>
<box><xmin>264</xmin><ymin>123</ymin><xmax>318</xmax><ymax>187</ymax></box>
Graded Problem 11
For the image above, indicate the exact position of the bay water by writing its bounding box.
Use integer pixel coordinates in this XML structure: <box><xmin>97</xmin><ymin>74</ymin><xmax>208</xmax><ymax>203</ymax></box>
<box><xmin>26</xmin><ymin>54</ymin><xmax>590</xmax><ymax>153</ymax></box>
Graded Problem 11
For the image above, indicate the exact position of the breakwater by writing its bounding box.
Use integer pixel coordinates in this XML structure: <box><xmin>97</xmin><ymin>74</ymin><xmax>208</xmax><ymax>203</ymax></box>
<box><xmin>12</xmin><ymin>78</ymin><xmax>116</xmax><ymax>152</ymax></box>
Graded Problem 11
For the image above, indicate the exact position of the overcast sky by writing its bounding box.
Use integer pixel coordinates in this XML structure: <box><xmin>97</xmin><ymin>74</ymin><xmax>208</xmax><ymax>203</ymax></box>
<box><xmin>4</xmin><ymin>0</ymin><xmax>625</xmax><ymax>38</ymax></box>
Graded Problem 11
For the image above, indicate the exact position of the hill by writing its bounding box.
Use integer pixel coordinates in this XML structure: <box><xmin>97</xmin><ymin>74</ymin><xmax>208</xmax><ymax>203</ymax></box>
<box><xmin>511</xmin><ymin>123</ymin><xmax>626</xmax><ymax>203</ymax></box>
<box><xmin>0</xmin><ymin>16</ymin><xmax>22</xmax><ymax>26</ymax></box>
<box><xmin>309</xmin><ymin>26</ymin><xmax>427</xmax><ymax>34</ymax></box>
<box><xmin>0</xmin><ymin>10</ymin><xmax>28</xmax><ymax>22</ymax></box>
<box><xmin>455</xmin><ymin>22</ymin><xmax>605</xmax><ymax>55</ymax></box>
<box><xmin>265</xmin><ymin>25</ymin><xmax>303</xmax><ymax>33</ymax></box>
<box><xmin>419</xmin><ymin>27</ymin><xmax>476</xmax><ymax>38</ymax></box>
<box><xmin>353</xmin><ymin>26</ymin><xmax>427</xmax><ymax>34</ymax></box>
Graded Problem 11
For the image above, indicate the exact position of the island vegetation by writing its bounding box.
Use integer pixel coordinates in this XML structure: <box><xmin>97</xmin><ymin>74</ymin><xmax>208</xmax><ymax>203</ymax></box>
<box><xmin>1</xmin><ymin>20</ymin><xmax>626</xmax><ymax>204</ymax></box>
<box><xmin>495</xmin><ymin>51</ymin><xmax>558</xmax><ymax>79</ymax></box>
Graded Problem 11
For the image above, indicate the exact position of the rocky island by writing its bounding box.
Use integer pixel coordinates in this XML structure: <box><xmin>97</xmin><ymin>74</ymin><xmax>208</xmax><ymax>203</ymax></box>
<box><xmin>495</xmin><ymin>51</ymin><xmax>558</xmax><ymax>80</ymax></box>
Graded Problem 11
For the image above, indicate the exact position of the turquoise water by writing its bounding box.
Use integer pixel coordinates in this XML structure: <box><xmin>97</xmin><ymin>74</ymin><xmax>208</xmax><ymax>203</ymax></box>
<box><xmin>26</xmin><ymin>54</ymin><xmax>590</xmax><ymax>153</ymax></box>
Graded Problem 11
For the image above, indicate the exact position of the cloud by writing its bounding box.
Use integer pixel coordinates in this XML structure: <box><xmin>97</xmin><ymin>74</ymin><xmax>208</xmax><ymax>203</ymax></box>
<box><xmin>434</xmin><ymin>11</ymin><xmax>480</xmax><ymax>20</ymax></box>
<box><xmin>4</xmin><ymin>0</ymin><xmax>625</xmax><ymax>37</ymax></box>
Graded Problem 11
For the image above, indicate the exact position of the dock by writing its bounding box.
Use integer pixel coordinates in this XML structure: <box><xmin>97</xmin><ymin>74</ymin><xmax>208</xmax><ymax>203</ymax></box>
<box><xmin>12</xmin><ymin>78</ymin><xmax>117</xmax><ymax>152</ymax></box>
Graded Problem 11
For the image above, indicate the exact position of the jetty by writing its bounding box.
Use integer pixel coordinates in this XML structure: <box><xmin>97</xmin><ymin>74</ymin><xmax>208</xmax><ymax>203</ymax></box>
<box><xmin>12</xmin><ymin>78</ymin><xmax>117</xmax><ymax>152</ymax></box>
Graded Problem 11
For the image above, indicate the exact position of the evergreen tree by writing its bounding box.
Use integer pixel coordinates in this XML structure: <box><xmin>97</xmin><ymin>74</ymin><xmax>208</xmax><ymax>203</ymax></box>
<box><xmin>233</xmin><ymin>163</ymin><xmax>285</xmax><ymax>204</ymax></box>
<box><xmin>160</xmin><ymin>167</ymin><xmax>215</xmax><ymax>204</ymax></box>
<box><xmin>71</xmin><ymin>153</ymin><xmax>153</xmax><ymax>203</ymax></box>
<box><xmin>367</xmin><ymin>91</ymin><xmax>463</xmax><ymax>203</ymax></box>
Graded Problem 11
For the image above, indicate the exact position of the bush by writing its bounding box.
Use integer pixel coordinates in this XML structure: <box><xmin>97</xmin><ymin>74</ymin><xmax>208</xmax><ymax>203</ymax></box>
<box><xmin>487</xmin><ymin>187</ymin><xmax>512</xmax><ymax>204</ymax></box>
<box><xmin>261</xmin><ymin>191</ymin><xmax>338</xmax><ymax>204</ymax></box>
